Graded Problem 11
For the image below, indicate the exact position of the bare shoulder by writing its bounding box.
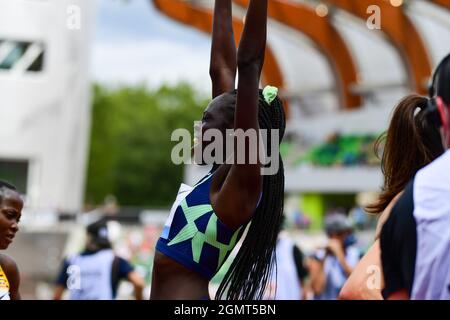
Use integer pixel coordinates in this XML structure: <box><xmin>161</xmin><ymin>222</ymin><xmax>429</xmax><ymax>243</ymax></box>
<box><xmin>0</xmin><ymin>254</ymin><xmax>19</xmax><ymax>277</ymax></box>
<box><xmin>374</xmin><ymin>192</ymin><xmax>404</xmax><ymax>239</ymax></box>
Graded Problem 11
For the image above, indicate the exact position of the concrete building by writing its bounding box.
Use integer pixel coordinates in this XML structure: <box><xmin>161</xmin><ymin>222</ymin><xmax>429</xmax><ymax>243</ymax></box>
<box><xmin>0</xmin><ymin>0</ymin><xmax>96</xmax><ymax>214</ymax></box>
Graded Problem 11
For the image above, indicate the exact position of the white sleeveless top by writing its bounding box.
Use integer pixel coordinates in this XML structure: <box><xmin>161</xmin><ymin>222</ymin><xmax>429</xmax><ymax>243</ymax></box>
<box><xmin>67</xmin><ymin>249</ymin><xmax>115</xmax><ymax>300</ymax></box>
<box><xmin>412</xmin><ymin>150</ymin><xmax>450</xmax><ymax>300</ymax></box>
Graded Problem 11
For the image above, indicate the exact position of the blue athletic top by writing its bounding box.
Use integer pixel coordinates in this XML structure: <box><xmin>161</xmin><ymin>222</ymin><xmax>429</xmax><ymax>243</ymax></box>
<box><xmin>156</xmin><ymin>171</ymin><xmax>251</xmax><ymax>280</ymax></box>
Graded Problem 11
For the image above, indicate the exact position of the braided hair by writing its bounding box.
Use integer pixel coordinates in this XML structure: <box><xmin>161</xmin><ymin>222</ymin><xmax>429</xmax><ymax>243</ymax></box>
<box><xmin>215</xmin><ymin>89</ymin><xmax>286</xmax><ymax>300</ymax></box>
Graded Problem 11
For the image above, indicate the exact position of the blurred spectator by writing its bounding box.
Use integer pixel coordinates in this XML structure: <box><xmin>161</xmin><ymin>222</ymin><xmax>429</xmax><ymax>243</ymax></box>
<box><xmin>53</xmin><ymin>219</ymin><xmax>144</xmax><ymax>300</ymax></box>
<box><xmin>265</xmin><ymin>229</ymin><xmax>309</xmax><ymax>300</ymax></box>
<box><xmin>349</xmin><ymin>206</ymin><xmax>368</xmax><ymax>230</ymax></box>
<box><xmin>102</xmin><ymin>195</ymin><xmax>119</xmax><ymax>216</ymax></box>
<box><xmin>308</xmin><ymin>213</ymin><xmax>360</xmax><ymax>300</ymax></box>
<box><xmin>292</xmin><ymin>209</ymin><xmax>312</xmax><ymax>230</ymax></box>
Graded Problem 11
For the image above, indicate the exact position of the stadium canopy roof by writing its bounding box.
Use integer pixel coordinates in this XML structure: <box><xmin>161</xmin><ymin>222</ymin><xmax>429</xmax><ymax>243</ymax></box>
<box><xmin>153</xmin><ymin>0</ymin><xmax>450</xmax><ymax>118</ymax></box>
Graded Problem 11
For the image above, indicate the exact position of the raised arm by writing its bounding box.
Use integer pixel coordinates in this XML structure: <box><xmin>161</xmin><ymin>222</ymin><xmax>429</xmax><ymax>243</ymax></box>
<box><xmin>212</xmin><ymin>0</ymin><xmax>267</xmax><ymax>229</ymax></box>
<box><xmin>210</xmin><ymin>0</ymin><xmax>237</xmax><ymax>98</ymax></box>
<box><xmin>235</xmin><ymin>0</ymin><xmax>266</xmax><ymax>82</ymax></box>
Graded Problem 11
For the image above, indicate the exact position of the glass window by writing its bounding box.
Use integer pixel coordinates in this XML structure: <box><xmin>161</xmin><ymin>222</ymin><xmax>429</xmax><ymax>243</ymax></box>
<box><xmin>0</xmin><ymin>41</ymin><xmax>30</xmax><ymax>70</ymax></box>
<box><xmin>0</xmin><ymin>40</ymin><xmax>44</xmax><ymax>72</ymax></box>
<box><xmin>27</xmin><ymin>51</ymin><xmax>44</xmax><ymax>72</ymax></box>
<box><xmin>0</xmin><ymin>159</ymin><xmax>29</xmax><ymax>194</ymax></box>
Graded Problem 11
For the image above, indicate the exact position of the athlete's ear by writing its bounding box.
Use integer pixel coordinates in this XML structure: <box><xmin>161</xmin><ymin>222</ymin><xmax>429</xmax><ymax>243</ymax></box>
<box><xmin>444</xmin><ymin>117</ymin><xmax>450</xmax><ymax>150</ymax></box>
<box><xmin>436</xmin><ymin>98</ymin><xmax>450</xmax><ymax>149</ymax></box>
<box><xmin>436</xmin><ymin>97</ymin><xmax>448</xmax><ymax>128</ymax></box>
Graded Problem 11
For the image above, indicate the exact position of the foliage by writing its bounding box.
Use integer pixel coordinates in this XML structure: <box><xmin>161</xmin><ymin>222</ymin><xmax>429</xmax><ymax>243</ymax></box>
<box><xmin>85</xmin><ymin>83</ymin><xmax>208</xmax><ymax>207</ymax></box>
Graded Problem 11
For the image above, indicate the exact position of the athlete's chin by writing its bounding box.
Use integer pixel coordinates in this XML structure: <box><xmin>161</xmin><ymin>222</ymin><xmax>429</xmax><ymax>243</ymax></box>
<box><xmin>0</xmin><ymin>242</ymin><xmax>8</xmax><ymax>250</ymax></box>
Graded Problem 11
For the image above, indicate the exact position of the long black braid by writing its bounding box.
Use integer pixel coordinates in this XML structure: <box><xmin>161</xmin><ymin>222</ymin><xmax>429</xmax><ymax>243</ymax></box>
<box><xmin>215</xmin><ymin>89</ymin><xmax>286</xmax><ymax>300</ymax></box>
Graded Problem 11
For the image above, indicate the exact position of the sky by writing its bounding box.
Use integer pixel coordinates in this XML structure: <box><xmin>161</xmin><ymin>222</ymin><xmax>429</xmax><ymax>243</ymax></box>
<box><xmin>90</xmin><ymin>0</ymin><xmax>212</xmax><ymax>94</ymax></box>
<box><xmin>89</xmin><ymin>0</ymin><xmax>450</xmax><ymax>97</ymax></box>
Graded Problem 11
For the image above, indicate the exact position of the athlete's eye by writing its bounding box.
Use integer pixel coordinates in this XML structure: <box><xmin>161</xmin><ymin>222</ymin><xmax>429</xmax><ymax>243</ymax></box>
<box><xmin>5</xmin><ymin>211</ymin><xmax>18</xmax><ymax>222</ymax></box>
<box><xmin>202</xmin><ymin>113</ymin><xmax>212</xmax><ymax>122</ymax></box>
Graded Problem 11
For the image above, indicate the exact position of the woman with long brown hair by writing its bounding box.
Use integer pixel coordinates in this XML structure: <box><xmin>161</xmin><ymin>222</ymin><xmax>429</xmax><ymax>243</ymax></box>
<box><xmin>339</xmin><ymin>94</ymin><xmax>444</xmax><ymax>300</ymax></box>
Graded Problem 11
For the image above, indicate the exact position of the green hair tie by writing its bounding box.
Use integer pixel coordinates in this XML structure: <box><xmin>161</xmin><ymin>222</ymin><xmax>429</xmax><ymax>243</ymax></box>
<box><xmin>263</xmin><ymin>85</ymin><xmax>278</xmax><ymax>105</ymax></box>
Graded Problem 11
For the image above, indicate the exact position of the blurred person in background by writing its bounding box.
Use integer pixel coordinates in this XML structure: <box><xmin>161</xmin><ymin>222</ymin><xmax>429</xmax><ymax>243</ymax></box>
<box><xmin>0</xmin><ymin>181</ymin><xmax>23</xmax><ymax>300</ymax></box>
<box><xmin>340</xmin><ymin>94</ymin><xmax>445</xmax><ymax>300</ymax></box>
<box><xmin>349</xmin><ymin>205</ymin><xmax>371</xmax><ymax>230</ymax></box>
<box><xmin>54</xmin><ymin>219</ymin><xmax>144</xmax><ymax>300</ymax></box>
<box><xmin>264</xmin><ymin>217</ymin><xmax>309</xmax><ymax>300</ymax></box>
<box><xmin>309</xmin><ymin>213</ymin><xmax>360</xmax><ymax>300</ymax></box>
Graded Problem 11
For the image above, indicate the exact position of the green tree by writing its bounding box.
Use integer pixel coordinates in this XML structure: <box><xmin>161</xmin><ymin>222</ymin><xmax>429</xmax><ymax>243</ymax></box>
<box><xmin>85</xmin><ymin>83</ymin><xmax>208</xmax><ymax>208</ymax></box>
